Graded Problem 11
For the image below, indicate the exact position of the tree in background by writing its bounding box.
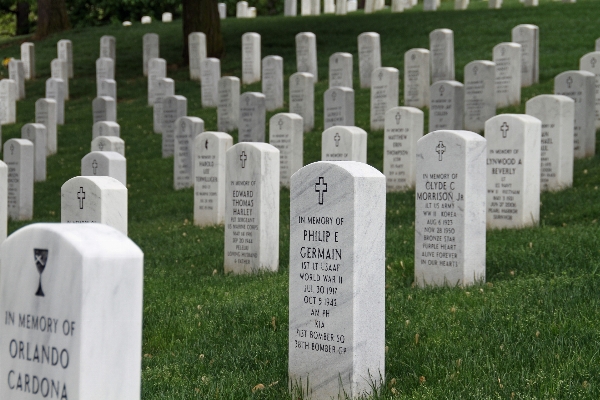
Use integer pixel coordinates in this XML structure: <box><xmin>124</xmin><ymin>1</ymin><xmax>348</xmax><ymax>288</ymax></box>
<box><xmin>0</xmin><ymin>0</ymin><xmax>32</xmax><ymax>36</ymax></box>
<box><xmin>182</xmin><ymin>0</ymin><xmax>223</xmax><ymax>61</ymax></box>
<box><xmin>36</xmin><ymin>0</ymin><xmax>70</xmax><ymax>39</ymax></box>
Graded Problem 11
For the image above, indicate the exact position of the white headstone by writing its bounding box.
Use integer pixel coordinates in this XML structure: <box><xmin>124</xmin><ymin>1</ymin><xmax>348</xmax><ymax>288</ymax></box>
<box><xmin>143</xmin><ymin>33</ymin><xmax>159</xmax><ymax>76</ymax></box>
<box><xmin>162</xmin><ymin>12</ymin><xmax>173</xmax><ymax>22</ymax></box>
<box><xmin>61</xmin><ymin>176</ymin><xmax>128</xmax><ymax>235</ymax></box>
<box><xmin>219</xmin><ymin>3</ymin><xmax>227</xmax><ymax>18</ymax></box>
<box><xmin>4</xmin><ymin>138</ymin><xmax>33</xmax><ymax>220</ymax></box>
<box><xmin>0</xmin><ymin>223</ymin><xmax>142</xmax><ymax>398</ymax></box>
<box><xmin>485</xmin><ymin>114</ymin><xmax>541</xmax><ymax>229</ymax></box>
<box><xmin>301</xmin><ymin>0</ymin><xmax>312</xmax><ymax>15</ymax></box>
<box><xmin>189</xmin><ymin>32</ymin><xmax>207</xmax><ymax>81</ymax></box>
<box><xmin>262</xmin><ymin>55</ymin><xmax>284</xmax><ymax>111</ymax></box>
<box><xmin>45</xmin><ymin>78</ymin><xmax>65</xmax><ymax>125</ymax></box>
<box><xmin>554</xmin><ymin>70</ymin><xmax>595</xmax><ymax>158</ymax></box>
<box><xmin>242</xmin><ymin>33</ymin><xmax>261</xmax><ymax>84</ymax></box>
<box><xmin>430</xmin><ymin>29</ymin><xmax>455</xmax><ymax>83</ymax></box>
<box><xmin>96</xmin><ymin>57</ymin><xmax>115</xmax><ymax>90</ymax></box>
<box><xmin>92</xmin><ymin>136</ymin><xmax>125</xmax><ymax>157</ymax></box>
<box><xmin>524</xmin><ymin>0</ymin><xmax>538</xmax><ymax>6</ymax></box>
<box><xmin>21</xmin><ymin>123</ymin><xmax>47</xmax><ymax>182</ymax></box>
<box><xmin>162</xmin><ymin>95</ymin><xmax>187</xmax><ymax>158</ymax></box>
<box><xmin>384</xmin><ymin>106</ymin><xmax>423</xmax><ymax>191</ymax></box>
<box><xmin>511</xmin><ymin>24</ymin><xmax>539</xmax><ymax>87</ymax></box>
<box><xmin>141</xmin><ymin>15</ymin><xmax>152</xmax><ymax>23</ymax></box>
<box><xmin>269</xmin><ymin>113</ymin><xmax>303</xmax><ymax>187</ymax></box>
<box><xmin>596</xmin><ymin>38</ymin><xmax>600</xmax><ymax>52</ymax></box>
<box><xmin>370</xmin><ymin>67</ymin><xmax>400</xmax><ymax>130</ymax></box>
<box><xmin>201</xmin><ymin>58</ymin><xmax>221</xmax><ymax>108</ymax></box>
<box><xmin>311</xmin><ymin>0</ymin><xmax>320</xmax><ymax>15</ymax></box>
<box><xmin>285</xmin><ymin>0</ymin><xmax>297</xmax><ymax>15</ymax></box>
<box><xmin>20</xmin><ymin>42</ymin><xmax>35</xmax><ymax>80</ymax></box>
<box><xmin>92</xmin><ymin>96</ymin><xmax>117</xmax><ymax>124</ymax></box>
<box><xmin>489</xmin><ymin>0</ymin><xmax>502</xmax><ymax>7</ymax></box>
<box><xmin>57</xmin><ymin>39</ymin><xmax>73</xmax><ymax>78</ymax></box>
<box><xmin>424</xmin><ymin>0</ymin><xmax>438</xmax><ymax>10</ymax></box>
<box><xmin>324</xmin><ymin>0</ymin><xmax>335</xmax><ymax>13</ymax></box>
<box><xmin>224</xmin><ymin>142</ymin><xmax>280</xmax><ymax>273</ymax></box>
<box><xmin>493</xmin><ymin>42</ymin><xmax>522</xmax><ymax>108</ymax></box>
<box><xmin>239</xmin><ymin>92</ymin><xmax>266</xmax><ymax>142</ymax></box>
<box><xmin>404</xmin><ymin>48</ymin><xmax>430</xmax><ymax>108</ymax></box>
<box><xmin>358</xmin><ymin>32</ymin><xmax>382</xmax><ymax>89</ymax></box>
<box><xmin>51</xmin><ymin>58</ymin><xmax>69</xmax><ymax>100</ymax></box>
<box><xmin>579</xmin><ymin>52</ymin><xmax>600</xmax><ymax>129</ymax></box>
<box><xmin>194</xmin><ymin>131</ymin><xmax>233</xmax><ymax>226</ymax></box>
<box><xmin>123</xmin><ymin>21</ymin><xmax>132</xmax><ymax>26</ymax></box>
<box><xmin>249</xmin><ymin>6</ymin><xmax>257</xmax><ymax>16</ymax></box>
<box><xmin>455</xmin><ymin>0</ymin><xmax>469</xmax><ymax>9</ymax></box>
<box><xmin>464</xmin><ymin>60</ymin><xmax>496</xmax><ymax>133</ymax></box>
<box><xmin>526</xmin><ymin>95</ymin><xmax>574</xmax><ymax>192</ymax></box>
<box><xmin>218</xmin><ymin>77</ymin><xmax>240</xmax><ymax>132</ymax></box>
<box><xmin>35</xmin><ymin>98</ymin><xmax>57</xmax><ymax>155</ymax></box>
<box><xmin>236</xmin><ymin>1</ymin><xmax>249</xmax><ymax>17</ymax></box>
<box><xmin>8</xmin><ymin>59</ymin><xmax>25</xmax><ymax>100</ymax></box>
<box><xmin>153</xmin><ymin>77</ymin><xmax>175</xmax><ymax>133</ymax></box>
<box><xmin>365</xmin><ymin>0</ymin><xmax>375</xmax><ymax>13</ymax></box>
<box><xmin>348</xmin><ymin>0</ymin><xmax>357</xmax><ymax>11</ymax></box>
<box><xmin>0</xmin><ymin>79</ymin><xmax>17</xmax><ymax>124</ymax></box>
<box><xmin>174</xmin><ymin>116</ymin><xmax>204</xmax><ymax>190</ymax></box>
<box><xmin>147</xmin><ymin>57</ymin><xmax>167</xmax><ymax>106</ymax></box>
<box><xmin>98</xmin><ymin>78</ymin><xmax>117</xmax><ymax>100</ymax></box>
<box><xmin>392</xmin><ymin>0</ymin><xmax>405</xmax><ymax>12</ymax></box>
<box><xmin>289</xmin><ymin>161</ymin><xmax>385</xmax><ymax>400</ymax></box>
<box><xmin>93</xmin><ymin>120</ymin><xmax>120</xmax><ymax>139</ymax></box>
<box><xmin>429</xmin><ymin>80</ymin><xmax>464</xmax><ymax>132</ymax></box>
<box><xmin>336</xmin><ymin>0</ymin><xmax>348</xmax><ymax>14</ymax></box>
<box><xmin>324</xmin><ymin>86</ymin><xmax>354</xmax><ymax>129</ymax></box>
<box><xmin>329</xmin><ymin>52</ymin><xmax>353</xmax><ymax>89</ymax></box>
<box><xmin>289</xmin><ymin>72</ymin><xmax>315</xmax><ymax>133</ymax></box>
<box><xmin>322</xmin><ymin>126</ymin><xmax>367</xmax><ymax>162</ymax></box>
<box><xmin>296</xmin><ymin>32</ymin><xmax>318</xmax><ymax>82</ymax></box>
<box><xmin>414</xmin><ymin>130</ymin><xmax>486</xmax><ymax>286</ymax></box>
<box><xmin>81</xmin><ymin>151</ymin><xmax>127</xmax><ymax>186</ymax></box>
<box><xmin>100</xmin><ymin>35</ymin><xmax>116</xmax><ymax>61</ymax></box>
<box><xmin>0</xmin><ymin>161</ymin><xmax>6</xmax><ymax>242</ymax></box>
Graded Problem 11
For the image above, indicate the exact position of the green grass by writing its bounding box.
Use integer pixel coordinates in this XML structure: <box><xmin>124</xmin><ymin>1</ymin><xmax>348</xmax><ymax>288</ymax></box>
<box><xmin>2</xmin><ymin>0</ymin><xmax>600</xmax><ymax>398</ymax></box>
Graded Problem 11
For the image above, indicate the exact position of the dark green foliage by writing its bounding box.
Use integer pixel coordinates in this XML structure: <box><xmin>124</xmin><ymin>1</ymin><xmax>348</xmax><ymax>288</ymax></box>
<box><xmin>65</xmin><ymin>0</ymin><xmax>182</xmax><ymax>27</ymax></box>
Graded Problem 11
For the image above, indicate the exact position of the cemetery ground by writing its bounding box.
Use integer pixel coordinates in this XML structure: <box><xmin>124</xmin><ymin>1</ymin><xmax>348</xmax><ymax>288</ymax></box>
<box><xmin>2</xmin><ymin>0</ymin><xmax>600</xmax><ymax>397</ymax></box>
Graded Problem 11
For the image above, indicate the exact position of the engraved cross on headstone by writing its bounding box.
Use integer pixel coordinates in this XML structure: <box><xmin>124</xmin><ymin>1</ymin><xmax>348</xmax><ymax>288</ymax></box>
<box><xmin>473</xmin><ymin>66</ymin><xmax>478</xmax><ymax>75</ymax></box>
<box><xmin>592</xmin><ymin>58</ymin><xmax>598</xmax><ymax>68</ymax></box>
<box><xmin>567</xmin><ymin>76</ymin><xmax>573</xmax><ymax>89</ymax></box>
<box><xmin>315</xmin><ymin>177</ymin><xmax>327</xmax><ymax>205</ymax></box>
<box><xmin>334</xmin><ymin>132</ymin><xmax>341</xmax><ymax>147</ymax></box>
<box><xmin>10</xmin><ymin>144</ymin><xmax>14</xmax><ymax>155</ymax></box>
<box><xmin>332</xmin><ymin>91</ymin><xmax>337</xmax><ymax>102</ymax></box>
<box><xmin>439</xmin><ymin>85</ymin><xmax>445</xmax><ymax>96</ymax></box>
<box><xmin>240</xmin><ymin>151</ymin><xmax>247</xmax><ymax>168</ymax></box>
<box><xmin>500</xmin><ymin>122</ymin><xmax>509</xmax><ymax>138</ymax></box>
<box><xmin>378</xmin><ymin>70</ymin><xmax>383</xmax><ymax>80</ymax></box>
<box><xmin>77</xmin><ymin>187</ymin><xmax>85</xmax><ymax>209</ymax></box>
<box><xmin>395</xmin><ymin>112</ymin><xmax>401</xmax><ymax>125</ymax></box>
<box><xmin>278</xmin><ymin>118</ymin><xmax>284</xmax><ymax>130</ymax></box>
<box><xmin>92</xmin><ymin>160</ymin><xmax>98</xmax><ymax>174</ymax></box>
<box><xmin>205</xmin><ymin>139</ymin><xmax>209</xmax><ymax>149</ymax></box>
<box><xmin>436</xmin><ymin>141</ymin><xmax>446</xmax><ymax>161</ymax></box>
<box><xmin>98</xmin><ymin>141</ymin><xmax>105</xmax><ymax>151</ymax></box>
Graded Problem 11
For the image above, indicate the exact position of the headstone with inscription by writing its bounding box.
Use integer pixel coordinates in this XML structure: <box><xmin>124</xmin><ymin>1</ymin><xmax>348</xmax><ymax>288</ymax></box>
<box><xmin>147</xmin><ymin>58</ymin><xmax>167</xmax><ymax>106</ymax></box>
<box><xmin>100</xmin><ymin>35</ymin><xmax>116</xmax><ymax>61</ymax></box>
<box><xmin>35</xmin><ymin>98</ymin><xmax>57</xmax><ymax>155</ymax></box>
<box><xmin>404</xmin><ymin>49</ymin><xmax>430</xmax><ymax>108</ymax></box>
<box><xmin>485</xmin><ymin>114</ymin><xmax>541</xmax><ymax>229</ymax></box>
<box><xmin>358</xmin><ymin>32</ymin><xmax>382</xmax><ymax>89</ymax></box>
<box><xmin>329</xmin><ymin>52</ymin><xmax>353</xmax><ymax>89</ymax></box>
<box><xmin>414</xmin><ymin>130</ymin><xmax>486</xmax><ymax>286</ymax></box>
<box><xmin>92</xmin><ymin>136</ymin><xmax>125</xmax><ymax>157</ymax></box>
<box><xmin>242</xmin><ymin>33</ymin><xmax>261</xmax><ymax>84</ymax></box>
<box><xmin>285</xmin><ymin>0</ymin><xmax>297</xmax><ymax>15</ymax></box>
<box><xmin>0</xmin><ymin>161</ymin><xmax>6</xmax><ymax>243</ymax></box>
<box><xmin>430</xmin><ymin>29</ymin><xmax>454</xmax><ymax>83</ymax></box>
<box><xmin>81</xmin><ymin>151</ymin><xmax>127</xmax><ymax>186</ymax></box>
<box><xmin>153</xmin><ymin>77</ymin><xmax>175</xmax><ymax>133</ymax></box>
<box><xmin>262</xmin><ymin>56</ymin><xmax>284</xmax><ymax>112</ymax></box>
<box><xmin>189</xmin><ymin>32</ymin><xmax>207</xmax><ymax>81</ymax></box>
<box><xmin>61</xmin><ymin>176</ymin><xmax>128</xmax><ymax>235</ymax></box>
<box><xmin>296</xmin><ymin>32</ymin><xmax>318</xmax><ymax>82</ymax></box>
<box><xmin>526</xmin><ymin>95</ymin><xmax>574</xmax><ymax>191</ymax></box>
<box><xmin>51</xmin><ymin>58</ymin><xmax>69</xmax><ymax>100</ymax></box>
<box><xmin>98</xmin><ymin>78</ymin><xmax>117</xmax><ymax>100</ymax></box>
<box><xmin>384</xmin><ymin>106</ymin><xmax>423</xmax><ymax>191</ymax></box>
<box><xmin>174</xmin><ymin>116</ymin><xmax>204</xmax><ymax>190</ymax></box>
<box><xmin>201</xmin><ymin>58</ymin><xmax>220</xmax><ymax>108</ymax></box>
<box><xmin>96</xmin><ymin>57</ymin><xmax>115</xmax><ymax>90</ymax></box>
<box><xmin>239</xmin><ymin>92</ymin><xmax>266</xmax><ymax>142</ymax></box>
<box><xmin>8</xmin><ymin>59</ymin><xmax>25</xmax><ymax>100</ymax></box>
<box><xmin>371</xmin><ymin>67</ymin><xmax>399</xmax><ymax>130</ymax></box>
<box><xmin>554</xmin><ymin>70</ymin><xmax>595</xmax><ymax>158</ymax></box>
<box><xmin>93</xmin><ymin>121</ymin><xmax>120</xmax><ymax>139</ymax></box>
<box><xmin>20</xmin><ymin>42</ymin><xmax>35</xmax><ymax>80</ymax></box>
<box><xmin>162</xmin><ymin>95</ymin><xmax>187</xmax><ymax>158</ymax></box>
<box><xmin>143</xmin><ymin>33</ymin><xmax>159</xmax><ymax>76</ymax></box>
<box><xmin>4</xmin><ymin>138</ymin><xmax>33</xmax><ymax>220</ymax></box>
<box><xmin>0</xmin><ymin>79</ymin><xmax>17</xmax><ymax>124</ymax></box>
<box><xmin>45</xmin><ymin>78</ymin><xmax>65</xmax><ymax>125</ymax></box>
<box><xmin>493</xmin><ymin>42</ymin><xmax>521</xmax><ymax>108</ymax></box>
<box><xmin>289</xmin><ymin>72</ymin><xmax>315</xmax><ymax>133</ymax></box>
<box><xmin>579</xmin><ymin>52</ymin><xmax>600</xmax><ymax>129</ymax></box>
<box><xmin>324</xmin><ymin>87</ymin><xmax>354</xmax><ymax>129</ymax></box>
<box><xmin>322</xmin><ymin>126</ymin><xmax>367</xmax><ymax>162</ymax></box>
<box><xmin>311</xmin><ymin>0</ymin><xmax>320</xmax><ymax>15</ymax></box>
<box><xmin>511</xmin><ymin>24</ymin><xmax>539</xmax><ymax>87</ymax></box>
<box><xmin>218</xmin><ymin>77</ymin><xmax>240</xmax><ymax>132</ymax></box>
<box><xmin>464</xmin><ymin>60</ymin><xmax>496</xmax><ymax>132</ymax></box>
<box><xmin>92</xmin><ymin>96</ymin><xmax>117</xmax><ymax>124</ymax></box>
<box><xmin>57</xmin><ymin>39</ymin><xmax>73</xmax><ymax>78</ymax></box>
<box><xmin>224</xmin><ymin>142</ymin><xmax>279</xmax><ymax>274</ymax></box>
<box><xmin>0</xmin><ymin>222</ymin><xmax>142</xmax><ymax>398</ymax></box>
<box><xmin>21</xmin><ymin>123</ymin><xmax>47</xmax><ymax>182</ymax></box>
<box><xmin>269</xmin><ymin>113</ymin><xmax>303</xmax><ymax>187</ymax></box>
<box><xmin>289</xmin><ymin>160</ymin><xmax>385</xmax><ymax>400</ymax></box>
<box><xmin>429</xmin><ymin>81</ymin><xmax>464</xmax><ymax>132</ymax></box>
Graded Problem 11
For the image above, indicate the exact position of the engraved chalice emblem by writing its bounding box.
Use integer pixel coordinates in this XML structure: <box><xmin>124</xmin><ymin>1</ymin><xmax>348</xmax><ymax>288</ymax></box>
<box><xmin>34</xmin><ymin>249</ymin><xmax>49</xmax><ymax>297</ymax></box>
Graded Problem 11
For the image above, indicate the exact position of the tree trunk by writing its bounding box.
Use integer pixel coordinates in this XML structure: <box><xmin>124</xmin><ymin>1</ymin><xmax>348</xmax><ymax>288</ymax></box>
<box><xmin>35</xmin><ymin>0</ymin><xmax>70</xmax><ymax>39</ymax></box>
<box><xmin>16</xmin><ymin>1</ymin><xmax>30</xmax><ymax>36</ymax></box>
<box><xmin>182</xmin><ymin>0</ymin><xmax>224</xmax><ymax>63</ymax></box>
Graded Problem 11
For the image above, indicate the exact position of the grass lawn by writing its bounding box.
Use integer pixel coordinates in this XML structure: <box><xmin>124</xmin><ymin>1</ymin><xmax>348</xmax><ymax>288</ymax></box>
<box><xmin>1</xmin><ymin>0</ymin><xmax>600</xmax><ymax>398</ymax></box>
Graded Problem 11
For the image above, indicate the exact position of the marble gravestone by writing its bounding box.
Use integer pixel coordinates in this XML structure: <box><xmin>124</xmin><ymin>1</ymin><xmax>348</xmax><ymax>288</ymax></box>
<box><xmin>404</xmin><ymin>49</ymin><xmax>430</xmax><ymax>108</ymax></box>
<box><xmin>174</xmin><ymin>116</ymin><xmax>204</xmax><ymax>190</ymax></box>
<box><xmin>269</xmin><ymin>113</ymin><xmax>303</xmax><ymax>187</ymax></box>
<box><xmin>57</xmin><ymin>39</ymin><xmax>73</xmax><ymax>78</ymax></box>
<box><xmin>242</xmin><ymin>33</ymin><xmax>261</xmax><ymax>84</ymax></box>
<box><xmin>81</xmin><ymin>151</ymin><xmax>127</xmax><ymax>186</ymax></box>
<box><xmin>98</xmin><ymin>79</ymin><xmax>117</xmax><ymax>100</ymax></box>
<box><xmin>45</xmin><ymin>78</ymin><xmax>65</xmax><ymax>125</ymax></box>
<box><xmin>0</xmin><ymin>161</ymin><xmax>6</xmax><ymax>243</ymax></box>
<box><xmin>224</xmin><ymin>143</ymin><xmax>280</xmax><ymax>274</ymax></box>
<box><xmin>322</xmin><ymin>126</ymin><xmax>367</xmax><ymax>162</ymax></box>
<box><xmin>324</xmin><ymin>0</ymin><xmax>335</xmax><ymax>13</ymax></box>
<box><xmin>526</xmin><ymin>95</ymin><xmax>574</xmax><ymax>191</ymax></box>
<box><xmin>288</xmin><ymin>161</ymin><xmax>385</xmax><ymax>400</ymax></box>
<box><xmin>0</xmin><ymin>79</ymin><xmax>17</xmax><ymax>124</ymax></box>
<box><xmin>595</xmin><ymin>38</ymin><xmax>600</xmax><ymax>52</ymax></box>
<box><xmin>92</xmin><ymin>136</ymin><xmax>125</xmax><ymax>157</ymax></box>
<box><xmin>455</xmin><ymin>0</ymin><xmax>469</xmax><ymax>10</ymax></box>
<box><xmin>51</xmin><ymin>58</ymin><xmax>69</xmax><ymax>100</ymax></box>
<box><xmin>237</xmin><ymin>1</ymin><xmax>249</xmax><ymax>17</ymax></box>
<box><xmin>370</xmin><ymin>67</ymin><xmax>400</xmax><ymax>130</ymax></box>
<box><xmin>194</xmin><ymin>132</ymin><xmax>233</xmax><ymax>226</ymax></box>
<box><xmin>218</xmin><ymin>77</ymin><xmax>240</xmax><ymax>132</ymax></box>
<box><xmin>392</xmin><ymin>0</ymin><xmax>405</xmax><ymax>12</ymax></box>
<box><xmin>162</xmin><ymin>12</ymin><xmax>173</xmax><ymax>22</ymax></box>
<box><xmin>301</xmin><ymin>0</ymin><xmax>311</xmax><ymax>15</ymax></box>
<box><xmin>289</xmin><ymin>72</ymin><xmax>315</xmax><ymax>133</ymax></box>
<box><xmin>485</xmin><ymin>114</ymin><xmax>541</xmax><ymax>229</ymax></box>
<box><xmin>348</xmin><ymin>0</ymin><xmax>358</xmax><ymax>11</ymax></box>
<box><xmin>93</xmin><ymin>120</ymin><xmax>120</xmax><ymax>139</ymax></box>
<box><xmin>153</xmin><ymin>77</ymin><xmax>175</xmax><ymax>133</ymax></box>
<box><xmin>493</xmin><ymin>42</ymin><xmax>521</xmax><ymax>108</ymax></box>
<box><xmin>92</xmin><ymin>96</ymin><xmax>117</xmax><ymax>124</ymax></box>
<box><xmin>430</xmin><ymin>29</ymin><xmax>455</xmax><ymax>83</ymax></box>
<box><xmin>464</xmin><ymin>60</ymin><xmax>496</xmax><ymax>132</ymax></box>
<box><xmin>384</xmin><ymin>106</ymin><xmax>423</xmax><ymax>191</ymax></box>
<box><xmin>511</xmin><ymin>24</ymin><xmax>539</xmax><ymax>87</ymax></box>
<box><xmin>0</xmin><ymin>223</ymin><xmax>142</xmax><ymax>398</ymax></box>
<box><xmin>4</xmin><ymin>138</ymin><xmax>33</xmax><ymax>221</ymax></box>
<box><xmin>489</xmin><ymin>0</ymin><xmax>502</xmax><ymax>8</ymax></box>
<box><xmin>147</xmin><ymin>58</ymin><xmax>167</xmax><ymax>106</ymax></box>
<box><xmin>141</xmin><ymin>16</ymin><xmax>152</xmax><ymax>23</ymax></box>
<box><xmin>162</xmin><ymin>95</ymin><xmax>187</xmax><ymax>158</ymax></box>
<box><xmin>329</xmin><ymin>52</ymin><xmax>353</xmax><ymax>89</ymax></box>
<box><xmin>21</xmin><ymin>123</ymin><xmax>47</xmax><ymax>182</ymax></box>
<box><xmin>324</xmin><ymin>87</ymin><xmax>354</xmax><ymax>129</ymax></box>
<box><xmin>310</xmin><ymin>0</ymin><xmax>320</xmax><ymax>16</ymax></box>
<box><xmin>429</xmin><ymin>81</ymin><xmax>464</xmax><ymax>132</ymax></box>
<box><xmin>96</xmin><ymin>57</ymin><xmax>115</xmax><ymax>90</ymax></box>
<box><xmin>143</xmin><ymin>33</ymin><xmax>160</xmax><ymax>76</ymax></box>
<box><xmin>35</xmin><ymin>98</ymin><xmax>57</xmax><ymax>155</ymax></box>
<box><xmin>61</xmin><ymin>176</ymin><xmax>128</xmax><ymax>235</ymax></box>
<box><xmin>262</xmin><ymin>56</ymin><xmax>284</xmax><ymax>111</ymax></box>
<box><xmin>219</xmin><ymin>3</ymin><xmax>227</xmax><ymax>19</ymax></box>
<box><xmin>296</xmin><ymin>32</ymin><xmax>318</xmax><ymax>82</ymax></box>
<box><xmin>424</xmin><ymin>0</ymin><xmax>438</xmax><ymax>10</ymax></box>
<box><xmin>579</xmin><ymin>52</ymin><xmax>600</xmax><ymax>129</ymax></box>
<box><xmin>336</xmin><ymin>0</ymin><xmax>348</xmax><ymax>14</ymax></box>
<box><xmin>189</xmin><ymin>32</ymin><xmax>207</xmax><ymax>81</ymax></box>
<box><xmin>358</xmin><ymin>32</ymin><xmax>382</xmax><ymax>89</ymax></box>
<box><xmin>8</xmin><ymin>59</ymin><xmax>25</xmax><ymax>100</ymax></box>
<box><xmin>21</xmin><ymin>42</ymin><xmax>35</xmax><ymax>80</ymax></box>
<box><xmin>201</xmin><ymin>58</ymin><xmax>221</xmax><ymax>108</ymax></box>
<box><xmin>100</xmin><ymin>35</ymin><xmax>116</xmax><ymax>61</ymax></box>
<box><xmin>414</xmin><ymin>130</ymin><xmax>486</xmax><ymax>286</ymax></box>
<box><xmin>239</xmin><ymin>92</ymin><xmax>266</xmax><ymax>142</ymax></box>
<box><xmin>554</xmin><ymin>71</ymin><xmax>595</xmax><ymax>158</ymax></box>
<box><xmin>285</xmin><ymin>0</ymin><xmax>297</xmax><ymax>15</ymax></box>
